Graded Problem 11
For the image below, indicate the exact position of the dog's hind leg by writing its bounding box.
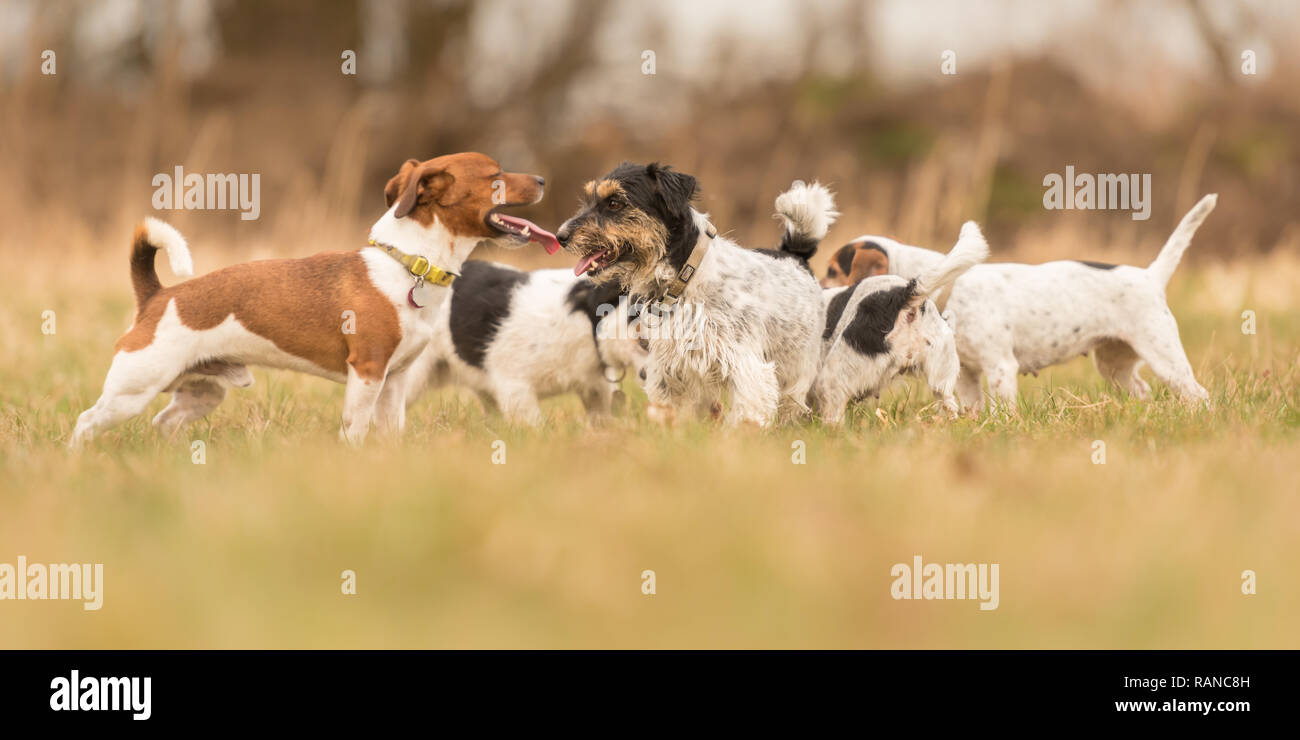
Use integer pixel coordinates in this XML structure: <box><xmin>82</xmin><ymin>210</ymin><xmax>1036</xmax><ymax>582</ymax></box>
<box><xmin>72</xmin><ymin>390</ymin><xmax>162</xmax><ymax>448</ymax></box>
<box><xmin>71</xmin><ymin>349</ymin><xmax>189</xmax><ymax>448</ymax></box>
<box><xmin>152</xmin><ymin>378</ymin><xmax>228</xmax><ymax>438</ymax></box>
<box><xmin>1126</xmin><ymin>314</ymin><xmax>1208</xmax><ymax>403</ymax></box>
<box><xmin>151</xmin><ymin>361</ymin><xmax>251</xmax><ymax>437</ymax></box>
<box><xmin>1093</xmin><ymin>340</ymin><xmax>1150</xmax><ymax>399</ymax></box>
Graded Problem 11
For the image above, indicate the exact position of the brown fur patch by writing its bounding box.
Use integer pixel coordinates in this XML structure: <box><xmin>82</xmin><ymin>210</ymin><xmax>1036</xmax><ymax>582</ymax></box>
<box><xmin>848</xmin><ymin>246</ymin><xmax>890</xmax><ymax>281</ymax></box>
<box><xmin>115</xmin><ymin>252</ymin><xmax>400</xmax><ymax>380</ymax></box>
<box><xmin>822</xmin><ymin>243</ymin><xmax>891</xmax><ymax>287</ymax></box>
<box><xmin>129</xmin><ymin>222</ymin><xmax>163</xmax><ymax>310</ymax></box>
<box><xmin>381</xmin><ymin>152</ymin><xmax>545</xmax><ymax>238</ymax></box>
<box><xmin>595</xmin><ymin>180</ymin><xmax>623</xmax><ymax>199</ymax></box>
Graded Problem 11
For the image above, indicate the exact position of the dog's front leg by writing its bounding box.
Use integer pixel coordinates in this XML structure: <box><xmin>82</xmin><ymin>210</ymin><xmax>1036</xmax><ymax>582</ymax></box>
<box><xmin>340</xmin><ymin>360</ymin><xmax>388</xmax><ymax>445</ymax></box>
<box><xmin>955</xmin><ymin>365</ymin><xmax>984</xmax><ymax>415</ymax></box>
<box><xmin>491</xmin><ymin>376</ymin><xmax>544</xmax><ymax>427</ymax></box>
<box><xmin>809</xmin><ymin>372</ymin><xmax>851</xmax><ymax>427</ymax></box>
<box><xmin>579</xmin><ymin>383</ymin><xmax>614</xmax><ymax>419</ymax></box>
<box><xmin>984</xmin><ymin>357</ymin><xmax>1020</xmax><ymax>413</ymax></box>
<box><xmin>726</xmin><ymin>355</ymin><xmax>779</xmax><ymax>427</ymax></box>
<box><xmin>642</xmin><ymin>362</ymin><xmax>680</xmax><ymax>426</ymax></box>
<box><xmin>373</xmin><ymin>367</ymin><xmax>409</xmax><ymax>438</ymax></box>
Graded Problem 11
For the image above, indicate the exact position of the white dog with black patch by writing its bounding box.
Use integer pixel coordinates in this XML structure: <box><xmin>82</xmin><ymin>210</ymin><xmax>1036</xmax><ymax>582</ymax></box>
<box><xmin>822</xmin><ymin>195</ymin><xmax>1218</xmax><ymax>411</ymax></box>
<box><xmin>400</xmin><ymin>265</ymin><xmax>647</xmax><ymax>426</ymax></box>
<box><xmin>814</xmin><ymin>222</ymin><xmax>988</xmax><ymax>424</ymax></box>
<box><xmin>556</xmin><ymin>164</ymin><xmax>836</xmax><ymax>426</ymax></box>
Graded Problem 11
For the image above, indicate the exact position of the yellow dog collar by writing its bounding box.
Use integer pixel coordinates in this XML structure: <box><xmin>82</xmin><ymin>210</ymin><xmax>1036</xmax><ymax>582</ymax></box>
<box><xmin>368</xmin><ymin>238</ymin><xmax>457</xmax><ymax>287</ymax></box>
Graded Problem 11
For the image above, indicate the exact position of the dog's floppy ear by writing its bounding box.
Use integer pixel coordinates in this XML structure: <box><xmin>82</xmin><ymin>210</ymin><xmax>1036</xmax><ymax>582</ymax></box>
<box><xmin>384</xmin><ymin>159</ymin><xmax>420</xmax><ymax>208</ymax></box>
<box><xmin>391</xmin><ymin>161</ymin><xmax>456</xmax><ymax>218</ymax></box>
<box><xmin>848</xmin><ymin>246</ymin><xmax>890</xmax><ymax>282</ymax></box>
<box><xmin>646</xmin><ymin>163</ymin><xmax>698</xmax><ymax>217</ymax></box>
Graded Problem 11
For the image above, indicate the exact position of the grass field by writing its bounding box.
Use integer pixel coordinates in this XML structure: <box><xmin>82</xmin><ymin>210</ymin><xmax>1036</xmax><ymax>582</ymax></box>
<box><xmin>1</xmin><ymin>245</ymin><xmax>1298</xmax><ymax>648</ymax></box>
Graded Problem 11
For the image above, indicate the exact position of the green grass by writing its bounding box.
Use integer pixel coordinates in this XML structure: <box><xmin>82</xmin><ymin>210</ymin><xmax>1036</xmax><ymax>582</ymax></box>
<box><xmin>1</xmin><ymin>258</ymin><xmax>1297</xmax><ymax>648</ymax></box>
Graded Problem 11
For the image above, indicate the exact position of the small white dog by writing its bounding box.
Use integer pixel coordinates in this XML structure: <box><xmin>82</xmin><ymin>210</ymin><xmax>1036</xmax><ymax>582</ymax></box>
<box><xmin>400</xmin><ymin>264</ymin><xmax>647</xmax><ymax>425</ymax></box>
<box><xmin>556</xmin><ymin>164</ymin><xmax>837</xmax><ymax>426</ymax></box>
<box><xmin>814</xmin><ymin>222</ymin><xmax>988</xmax><ymax>424</ymax></box>
<box><xmin>822</xmin><ymin>195</ymin><xmax>1218</xmax><ymax>410</ymax></box>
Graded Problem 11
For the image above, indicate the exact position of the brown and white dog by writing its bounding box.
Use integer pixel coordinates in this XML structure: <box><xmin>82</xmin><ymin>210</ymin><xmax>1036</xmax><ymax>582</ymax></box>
<box><xmin>70</xmin><ymin>152</ymin><xmax>558</xmax><ymax>447</ymax></box>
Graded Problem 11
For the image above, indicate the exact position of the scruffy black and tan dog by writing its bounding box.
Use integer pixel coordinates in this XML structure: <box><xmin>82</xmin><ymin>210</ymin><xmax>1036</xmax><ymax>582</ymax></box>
<box><xmin>555</xmin><ymin>163</ymin><xmax>836</xmax><ymax>426</ymax></box>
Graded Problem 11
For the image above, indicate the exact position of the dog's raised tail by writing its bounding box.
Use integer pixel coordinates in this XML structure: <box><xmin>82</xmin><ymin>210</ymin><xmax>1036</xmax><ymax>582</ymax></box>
<box><xmin>774</xmin><ymin>180</ymin><xmax>838</xmax><ymax>261</ymax></box>
<box><xmin>1147</xmin><ymin>194</ymin><xmax>1217</xmax><ymax>287</ymax></box>
<box><xmin>130</xmin><ymin>217</ymin><xmax>193</xmax><ymax>312</ymax></box>
<box><xmin>914</xmin><ymin>220</ymin><xmax>988</xmax><ymax>305</ymax></box>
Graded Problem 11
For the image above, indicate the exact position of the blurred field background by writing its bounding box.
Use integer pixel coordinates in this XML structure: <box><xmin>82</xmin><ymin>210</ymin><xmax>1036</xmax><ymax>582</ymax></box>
<box><xmin>1</xmin><ymin>0</ymin><xmax>1298</xmax><ymax>648</ymax></box>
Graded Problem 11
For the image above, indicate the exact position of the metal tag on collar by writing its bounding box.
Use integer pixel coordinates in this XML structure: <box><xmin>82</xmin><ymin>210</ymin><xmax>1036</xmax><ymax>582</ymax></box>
<box><xmin>409</xmin><ymin>256</ymin><xmax>431</xmax><ymax>279</ymax></box>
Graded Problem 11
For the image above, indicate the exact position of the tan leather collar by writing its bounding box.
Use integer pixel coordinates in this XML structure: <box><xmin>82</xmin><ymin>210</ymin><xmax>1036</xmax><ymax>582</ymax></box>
<box><xmin>658</xmin><ymin>220</ymin><xmax>716</xmax><ymax>309</ymax></box>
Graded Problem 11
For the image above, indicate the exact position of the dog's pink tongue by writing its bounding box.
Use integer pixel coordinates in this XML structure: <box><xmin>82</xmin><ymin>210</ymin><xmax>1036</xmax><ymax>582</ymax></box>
<box><xmin>573</xmin><ymin>251</ymin><xmax>601</xmax><ymax>277</ymax></box>
<box><xmin>495</xmin><ymin>214</ymin><xmax>561</xmax><ymax>254</ymax></box>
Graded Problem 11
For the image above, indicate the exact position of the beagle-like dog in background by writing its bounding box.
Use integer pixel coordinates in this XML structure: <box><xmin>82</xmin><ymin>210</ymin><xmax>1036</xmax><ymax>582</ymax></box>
<box><xmin>71</xmin><ymin>152</ymin><xmax>560</xmax><ymax>447</ymax></box>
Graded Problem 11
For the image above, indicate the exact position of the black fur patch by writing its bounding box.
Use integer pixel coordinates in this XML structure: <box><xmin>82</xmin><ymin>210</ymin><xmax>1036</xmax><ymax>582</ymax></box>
<box><xmin>1076</xmin><ymin>260</ymin><xmax>1118</xmax><ymax>270</ymax></box>
<box><xmin>567</xmin><ymin>278</ymin><xmax>629</xmax><ymax>347</ymax></box>
<box><xmin>754</xmin><ymin>247</ymin><xmax>814</xmax><ymax>274</ymax></box>
<box><xmin>823</xmin><ymin>282</ymin><xmax>859</xmax><ymax>340</ymax></box>
<box><xmin>448</xmin><ymin>261</ymin><xmax>529</xmax><ymax>369</ymax></box>
<box><xmin>834</xmin><ymin>246</ymin><xmax>855</xmax><ymax>275</ymax></box>
<box><xmin>841</xmin><ymin>279</ymin><xmax>919</xmax><ymax>356</ymax></box>
<box><xmin>777</xmin><ymin>219</ymin><xmax>821</xmax><ymax>265</ymax></box>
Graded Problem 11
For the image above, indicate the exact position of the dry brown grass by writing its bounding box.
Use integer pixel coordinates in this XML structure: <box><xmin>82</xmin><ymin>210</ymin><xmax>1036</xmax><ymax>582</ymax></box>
<box><xmin>0</xmin><ymin>231</ymin><xmax>1296</xmax><ymax>648</ymax></box>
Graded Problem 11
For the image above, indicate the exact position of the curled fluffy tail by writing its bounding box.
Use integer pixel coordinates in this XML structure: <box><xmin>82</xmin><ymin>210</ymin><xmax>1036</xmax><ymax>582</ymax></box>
<box><xmin>914</xmin><ymin>221</ymin><xmax>988</xmax><ymax>303</ymax></box>
<box><xmin>130</xmin><ymin>217</ymin><xmax>193</xmax><ymax>312</ymax></box>
<box><xmin>1147</xmin><ymin>194</ymin><xmax>1217</xmax><ymax>287</ymax></box>
<box><xmin>774</xmin><ymin>180</ymin><xmax>838</xmax><ymax>261</ymax></box>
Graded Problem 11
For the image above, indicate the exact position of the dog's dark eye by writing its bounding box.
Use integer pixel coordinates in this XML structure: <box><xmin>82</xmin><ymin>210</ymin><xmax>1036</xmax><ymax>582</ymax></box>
<box><xmin>638</xmin><ymin>337</ymin><xmax>649</xmax><ymax>350</ymax></box>
<box><xmin>606</xmin><ymin>197</ymin><xmax>622</xmax><ymax>212</ymax></box>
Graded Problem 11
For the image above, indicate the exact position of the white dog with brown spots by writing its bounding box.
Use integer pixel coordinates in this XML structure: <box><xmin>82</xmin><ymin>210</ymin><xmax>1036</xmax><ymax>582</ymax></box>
<box><xmin>70</xmin><ymin>152</ymin><xmax>558</xmax><ymax>447</ymax></box>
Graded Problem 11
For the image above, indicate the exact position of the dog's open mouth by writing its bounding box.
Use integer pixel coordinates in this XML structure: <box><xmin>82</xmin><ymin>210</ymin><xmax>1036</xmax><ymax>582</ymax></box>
<box><xmin>486</xmin><ymin>211</ymin><xmax>561</xmax><ymax>254</ymax></box>
<box><xmin>574</xmin><ymin>247</ymin><xmax>619</xmax><ymax>277</ymax></box>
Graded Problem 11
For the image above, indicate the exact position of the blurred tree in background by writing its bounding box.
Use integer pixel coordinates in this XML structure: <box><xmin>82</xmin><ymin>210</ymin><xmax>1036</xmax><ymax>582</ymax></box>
<box><xmin>0</xmin><ymin>0</ymin><xmax>1295</xmax><ymax>259</ymax></box>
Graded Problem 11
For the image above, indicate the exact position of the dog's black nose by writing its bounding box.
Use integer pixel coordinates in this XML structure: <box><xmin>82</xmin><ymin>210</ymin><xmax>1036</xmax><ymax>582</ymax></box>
<box><xmin>556</xmin><ymin>221</ymin><xmax>572</xmax><ymax>245</ymax></box>
<box><xmin>534</xmin><ymin>176</ymin><xmax>546</xmax><ymax>186</ymax></box>
<box><xmin>638</xmin><ymin>368</ymin><xmax>647</xmax><ymax>381</ymax></box>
